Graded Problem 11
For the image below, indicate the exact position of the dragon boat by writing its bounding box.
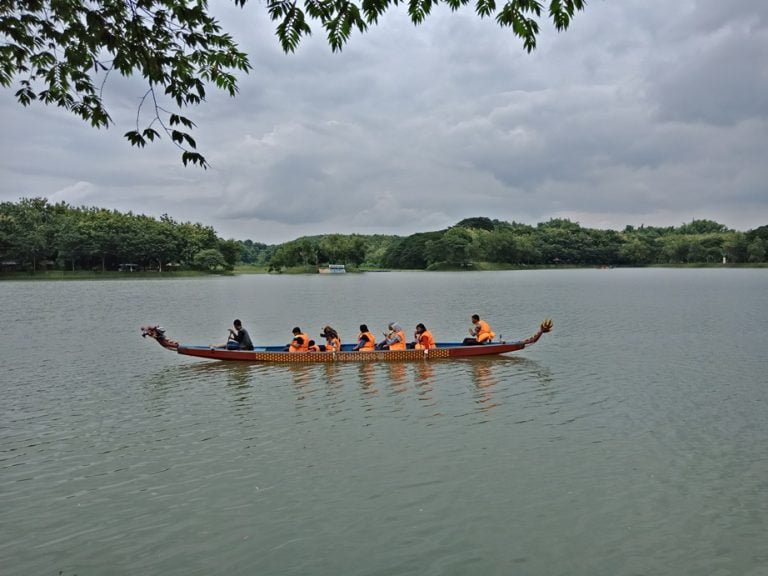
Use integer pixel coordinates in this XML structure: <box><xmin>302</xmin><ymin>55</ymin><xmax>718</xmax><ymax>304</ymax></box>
<box><xmin>141</xmin><ymin>319</ymin><xmax>553</xmax><ymax>363</ymax></box>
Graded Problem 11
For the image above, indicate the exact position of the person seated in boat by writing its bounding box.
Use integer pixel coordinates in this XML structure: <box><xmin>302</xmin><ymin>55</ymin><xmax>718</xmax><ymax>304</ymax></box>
<box><xmin>462</xmin><ymin>314</ymin><xmax>495</xmax><ymax>345</ymax></box>
<box><xmin>413</xmin><ymin>323</ymin><xmax>436</xmax><ymax>350</ymax></box>
<box><xmin>353</xmin><ymin>324</ymin><xmax>376</xmax><ymax>352</ymax></box>
<box><xmin>218</xmin><ymin>319</ymin><xmax>254</xmax><ymax>350</ymax></box>
<box><xmin>377</xmin><ymin>322</ymin><xmax>406</xmax><ymax>350</ymax></box>
<box><xmin>307</xmin><ymin>339</ymin><xmax>321</xmax><ymax>352</ymax></box>
<box><xmin>288</xmin><ymin>326</ymin><xmax>309</xmax><ymax>352</ymax></box>
<box><xmin>320</xmin><ymin>325</ymin><xmax>341</xmax><ymax>352</ymax></box>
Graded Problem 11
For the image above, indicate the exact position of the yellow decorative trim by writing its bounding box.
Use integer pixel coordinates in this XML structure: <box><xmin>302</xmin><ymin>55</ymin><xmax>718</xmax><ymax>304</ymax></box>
<box><xmin>249</xmin><ymin>349</ymin><xmax>449</xmax><ymax>363</ymax></box>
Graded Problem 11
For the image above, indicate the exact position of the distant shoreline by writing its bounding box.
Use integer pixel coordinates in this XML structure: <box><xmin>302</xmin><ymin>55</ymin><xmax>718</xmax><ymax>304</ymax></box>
<box><xmin>2</xmin><ymin>262</ymin><xmax>765</xmax><ymax>281</ymax></box>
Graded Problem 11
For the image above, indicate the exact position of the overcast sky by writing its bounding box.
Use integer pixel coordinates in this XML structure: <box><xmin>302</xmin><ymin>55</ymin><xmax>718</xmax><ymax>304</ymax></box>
<box><xmin>1</xmin><ymin>0</ymin><xmax>766</xmax><ymax>243</ymax></box>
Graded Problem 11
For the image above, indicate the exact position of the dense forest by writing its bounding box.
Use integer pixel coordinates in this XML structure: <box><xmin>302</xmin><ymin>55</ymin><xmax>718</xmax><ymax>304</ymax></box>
<box><xmin>0</xmin><ymin>198</ymin><xmax>255</xmax><ymax>272</ymax></box>
<box><xmin>1</xmin><ymin>199</ymin><xmax>767</xmax><ymax>273</ymax></box>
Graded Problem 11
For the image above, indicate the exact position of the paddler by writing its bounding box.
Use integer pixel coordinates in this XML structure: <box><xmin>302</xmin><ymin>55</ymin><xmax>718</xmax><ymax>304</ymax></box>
<box><xmin>413</xmin><ymin>323</ymin><xmax>436</xmax><ymax>350</ymax></box>
<box><xmin>378</xmin><ymin>322</ymin><xmax>406</xmax><ymax>350</ymax></box>
<box><xmin>462</xmin><ymin>314</ymin><xmax>495</xmax><ymax>345</ymax></box>
<box><xmin>288</xmin><ymin>326</ymin><xmax>309</xmax><ymax>352</ymax></box>
<box><xmin>214</xmin><ymin>319</ymin><xmax>254</xmax><ymax>350</ymax></box>
<box><xmin>320</xmin><ymin>325</ymin><xmax>341</xmax><ymax>352</ymax></box>
<box><xmin>353</xmin><ymin>324</ymin><xmax>376</xmax><ymax>352</ymax></box>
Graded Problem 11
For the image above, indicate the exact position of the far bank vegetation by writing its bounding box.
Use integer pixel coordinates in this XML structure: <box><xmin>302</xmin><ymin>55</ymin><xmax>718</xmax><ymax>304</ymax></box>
<box><xmin>1</xmin><ymin>199</ymin><xmax>767</xmax><ymax>275</ymax></box>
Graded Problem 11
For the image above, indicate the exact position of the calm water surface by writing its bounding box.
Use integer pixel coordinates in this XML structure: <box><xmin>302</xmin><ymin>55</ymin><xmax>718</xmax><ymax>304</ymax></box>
<box><xmin>2</xmin><ymin>269</ymin><xmax>767</xmax><ymax>576</ymax></box>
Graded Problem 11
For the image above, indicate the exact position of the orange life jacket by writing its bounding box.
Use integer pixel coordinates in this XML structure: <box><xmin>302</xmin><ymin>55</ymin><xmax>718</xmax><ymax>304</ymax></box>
<box><xmin>415</xmin><ymin>330</ymin><xmax>436</xmax><ymax>350</ymax></box>
<box><xmin>389</xmin><ymin>330</ymin><xmax>407</xmax><ymax>351</ymax></box>
<box><xmin>357</xmin><ymin>331</ymin><xmax>376</xmax><ymax>351</ymax></box>
<box><xmin>308</xmin><ymin>344</ymin><xmax>321</xmax><ymax>352</ymax></box>
<box><xmin>325</xmin><ymin>335</ymin><xmax>341</xmax><ymax>352</ymax></box>
<box><xmin>475</xmin><ymin>320</ymin><xmax>495</xmax><ymax>343</ymax></box>
<box><xmin>289</xmin><ymin>332</ymin><xmax>309</xmax><ymax>352</ymax></box>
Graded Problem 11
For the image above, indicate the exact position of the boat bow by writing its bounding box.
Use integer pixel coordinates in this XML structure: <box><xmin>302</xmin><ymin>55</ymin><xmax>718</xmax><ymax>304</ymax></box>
<box><xmin>141</xmin><ymin>325</ymin><xmax>179</xmax><ymax>352</ymax></box>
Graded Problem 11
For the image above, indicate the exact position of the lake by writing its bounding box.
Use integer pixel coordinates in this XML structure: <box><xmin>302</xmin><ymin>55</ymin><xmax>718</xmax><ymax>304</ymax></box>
<box><xmin>2</xmin><ymin>269</ymin><xmax>767</xmax><ymax>576</ymax></box>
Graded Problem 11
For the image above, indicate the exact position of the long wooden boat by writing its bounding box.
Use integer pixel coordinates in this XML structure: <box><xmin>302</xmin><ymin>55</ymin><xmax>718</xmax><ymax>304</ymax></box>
<box><xmin>141</xmin><ymin>320</ymin><xmax>553</xmax><ymax>363</ymax></box>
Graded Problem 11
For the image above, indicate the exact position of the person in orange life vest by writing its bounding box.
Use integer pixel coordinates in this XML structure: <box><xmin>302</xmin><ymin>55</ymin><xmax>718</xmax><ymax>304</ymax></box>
<box><xmin>288</xmin><ymin>326</ymin><xmax>309</xmax><ymax>352</ymax></box>
<box><xmin>462</xmin><ymin>314</ymin><xmax>495</xmax><ymax>345</ymax></box>
<box><xmin>353</xmin><ymin>324</ymin><xmax>376</xmax><ymax>351</ymax></box>
<box><xmin>378</xmin><ymin>322</ymin><xmax>406</xmax><ymax>350</ymax></box>
<box><xmin>307</xmin><ymin>339</ymin><xmax>321</xmax><ymax>352</ymax></box>
<box><xmin>320</xmin><ymin>325</ymin><xmax>341</xmax><ymax>352</ymax></box>
<box><xmin>413</xmin><ymin>323</ymin><xmax>436</xmax><ymax>350</ymax></box>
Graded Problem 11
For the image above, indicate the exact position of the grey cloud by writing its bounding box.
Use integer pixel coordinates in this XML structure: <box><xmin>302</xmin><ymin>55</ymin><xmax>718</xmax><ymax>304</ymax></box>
<box><xmin>649</xmin><ymin>22</ymin><xmax>768</xmax><ymax>125</ymax></box>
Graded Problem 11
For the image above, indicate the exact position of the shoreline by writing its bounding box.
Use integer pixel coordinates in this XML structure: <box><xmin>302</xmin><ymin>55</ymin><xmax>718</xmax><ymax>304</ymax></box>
<box><xmin>2</xmin><ymin>262</ymin><xmax>765</xmax><ymax>281</ymax></box>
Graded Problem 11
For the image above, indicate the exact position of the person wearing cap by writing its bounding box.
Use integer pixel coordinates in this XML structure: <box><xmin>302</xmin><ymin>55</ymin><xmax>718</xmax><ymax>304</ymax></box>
<box><xmin>378</xmin><ymin>322</ymin><xmax>406</xmax><ymax>350</ymax></box>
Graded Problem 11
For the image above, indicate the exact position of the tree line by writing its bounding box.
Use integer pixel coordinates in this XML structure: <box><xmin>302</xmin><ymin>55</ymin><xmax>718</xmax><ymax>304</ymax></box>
<box><xmin>1</xmin><ymin>200</ymin><xmax>766</xmax><ymax>274</ymax></box>
<box><xmin>0</xmin><ymin>198</ymin><xmax>246</xmax><ymax>272</ymax></box>
<box><xmin>270</xmin><ymin>217</ymin><xmax>768</xmax><ymax>269</ymax></box>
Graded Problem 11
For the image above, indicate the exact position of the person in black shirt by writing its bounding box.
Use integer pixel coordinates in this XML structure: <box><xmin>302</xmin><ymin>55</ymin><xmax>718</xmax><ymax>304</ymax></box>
<box><xmin>226</xmin><ymin>319</ymin><xmax>254</xmax><ymax>350</ymax></box>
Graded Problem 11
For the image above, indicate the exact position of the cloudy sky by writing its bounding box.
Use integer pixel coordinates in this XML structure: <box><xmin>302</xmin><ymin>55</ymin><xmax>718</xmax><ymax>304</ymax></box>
<box><xmin>1</xmin><ymin>0</ymin><xmax>767</xmax><ymax>243</ymax></box>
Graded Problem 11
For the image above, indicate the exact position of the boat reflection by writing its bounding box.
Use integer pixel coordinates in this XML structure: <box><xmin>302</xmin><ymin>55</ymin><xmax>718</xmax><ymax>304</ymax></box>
<box><xmin>466</xmin><ymin>356</ymin><xmax>555</xmax><ymax>414</ymax></box>
<box><xmin>413</xmin><ymin>362</ymin><xmax>436</xmax><ymax>407</ymax></box>
<box><xmin>386</xmin><ymin>362</ymin><xmax>408</xmax><ymax>393</ymax></box>
<box><xmin>173</xmin><ymin>360</ymin><xmax>255</xmax><ymax>389</ymax></box>
<box><xmin>149</xmin><ymin>354</ymin><xmax>554</xmax><ymax>421</ymax></box>
<box><xmin>358</xmin><ymin>362</ymin><xmax>378</xmax><ymax>395</ymax></box>
<box><xmin>471</xmin><ymin>360</ymin><xmax>499</xmax><ymax>412</ymax></box>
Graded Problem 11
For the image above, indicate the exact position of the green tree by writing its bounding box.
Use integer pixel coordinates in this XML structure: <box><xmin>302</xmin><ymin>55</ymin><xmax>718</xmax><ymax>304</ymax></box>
<box><xmin>217</xmin><ymin>238</ymin><xmax>242</xmax><ymax>269</ymax></box>
<box><xmin>238</xmin><ymin>239</ymin><xmax>272</xmax><ymax>265</ymax></box>
<box><xmin>676</xmin><ymin>219</ymin><xmax>729</xmax><ymax>235</ymax></box>
<box><xmin>55</xmin><ymin>213</ymin><xmax>92</xmax><ymax>271</ymax></box>
<box><xmin>176</xmin><ymin>221</ymin><xmax>219</xmax><ymax>266</ymax></box>
<box><xmin>721</xmin><ymin>232</ymin><xmax>747</xmax><ymax>263</ymax></box>
<box><xmin>1</xmin><ymin>0</ymin><xmax>586</xmax><ymax>167</ymax></box>
<box><xmin>455</xmin><ymin>217</ymin><xmax>496</xmax><ymax>231</ymax></box>
<box><xmin>268</xmin><ymin>237</ymin><xmax>318</xmax><ymax>269</ymax></box>
<box><xmin>659</xmin><ymin>235</ymin><xmax>690</xmax><ymax>264</ymax></box>
<box><xmin>12</xmin><ymin>197</ymin><xmax>56</xmax><ymax>271</ymax></box>
<box><xmin>381</xmin><ymin>231</ymin><xmax>443</xmax><ymax>269</ymax></box>
<box><xmin>618</xmin><ymin>235</ymin><xmax>655</xmax><ymax>266</ymax></box>
<box><xmin>0</xmin><ymin>202</ymin><xmax>20</xmax><ymax>260</ymax></box>
<box><xmin>747</xmin><ymin>238</ymin><xmax>767</xmax><ymax>263</ymax></box>
<box><xmin>481</xmin><ymin>229</ymin><xmax>521</xmax><ymax>263</ymax></box>
<box><xmin>193</xmin><ymin>248</ymin><xmax>228</xmax><ymax>271</ymax></box>
<box><xmin>425</xmin><ymin>227</ymin><xmax>479</xmax><ymax>267</ymax></box>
